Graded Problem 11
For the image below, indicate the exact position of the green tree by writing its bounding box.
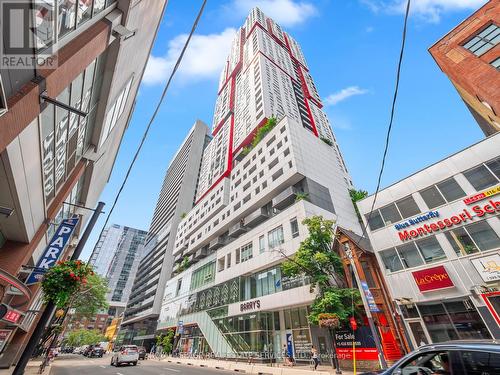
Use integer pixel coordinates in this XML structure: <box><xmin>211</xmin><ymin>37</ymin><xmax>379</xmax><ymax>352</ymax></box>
<box><xmin>349</xmin><ymin>188</ymin><xmax>368</xmax><ymax>221</ymax></box>
<box><xmin>66</xmin><ymin>329</ymin><xmax>106</xmax><ymax>347</ymax></box>
<box><xmin>156</xmin><ymin>329</ymin><xmax>175</xmax><ymax>353</ymax></box>
<box><xmin>281</xmin><ymin>216</ymin><xmax>361</xmax><ymax>325</ymax></box>
<box><xmin>71</xmin><ymin>273</ymin><xmax>109</xmax><ymax>317</ymax></box>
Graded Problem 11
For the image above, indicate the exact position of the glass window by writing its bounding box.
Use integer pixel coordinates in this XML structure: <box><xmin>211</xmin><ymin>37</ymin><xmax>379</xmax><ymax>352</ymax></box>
<box><xmin>290</xmin><ymin>218</ymin><xmax>299</xmax><ymax>238</ymax></box>
<box><xmin>492</xmin><ymin>57</ymin><xmax>500</xmax><ymax>70</ymax></box>
<box><xmin>259</xmin><ymin>235</ymin><xmax>265</xmax><ymax>254</ymax></box>
<box><xmin>379</xmin><ymin>248</ymin><xmax>403</xmax><ymax>273</ymax></box>
<box><xmin>93</xmin><ymin>0</ymin><xmax>106</xmax><ymax>14</ymax></box>
<box><xmin>464</xmin><ymin>164</ymin><xmax>498</xmax><ymax>190</ymax></box>
<box><xmin>445</xmin><ymin>227</ymin><xmax>479</xmax><ymax>256</ymax></box>
<box><xmin>240</xmin><ymin>242</ymin><xmax>253</xmax><ymax>263</ymax></box>
<box><xmin>397</xmin><ymin>243</ymin><xmax>424</xmax><ymax>268</ymax></box>
<box><xmin>460</xmin><ymin>351</ymin><xmax>500</xmax><ymax>375</ymax></box>
<box><xmin>58</xmin><ymin>1</ymin><xmax>77</xmax><ymax>37</ymax></box>
<box><xmin>361</xmin><ymin>261</ymin><xmax>376</xmax><ymax>288</ymax></box>
<box><xmin>268</xmin><ymin>226</ymin><xmax>284</xmax><ymax>248</ymax></box>
<box><xmin>396</xmin><ymin>196</ymin><xmax>420</xmax><ymax>219</ymax></box>
<box><xmin>34</xmin><ymin>1</ymin><xmax>55</xmax><ymax>50</ymax></box>
<box><xmin>462</xmin><ymin>24</ymin><xmax>500</xmax><ymax>56</ymax></box>
<box><xmin>366</xmin><ymin>210</ymin><xmax>384</xmax><ymax>231</ymax></box>
<box><xmin>420</xmin><ymin>186</ymin><xmax>446</xmax><ymax>209</ymax></box>
<box><xmin>379</xmin><ymin>203</ymin><xmax>402</xmax><ymax>225</ymax></box>
<box><xmin>415</xmin><ymin>237</ymin><xmax>446</xmax><ymax>263</ymax></box>
<box><xmin>466</xmin><ymin>221</ymin><xmax>500</xmax><ymax>251</ymax></box>
<box><xmin>226</xmin><ymin>253</ymin><xmax>231</xmax><ymax>269</ymax></box>
<box><xmin>486</xmin><ymin>157</ymin><xmax>500</xmax><ymax>179</ymax></box>
<box><xmin>78</xmin><ymin>0</ymin><xmax>93</xmax><ymax>25</ymax></box>
<box><xmin>437</xmin><ymin>178</ymin><xmax>466</xmax><ymax>202</ymax></box>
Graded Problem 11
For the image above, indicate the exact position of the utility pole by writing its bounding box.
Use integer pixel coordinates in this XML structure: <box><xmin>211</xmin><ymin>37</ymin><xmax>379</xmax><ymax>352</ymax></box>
<box><xmin>344</xmin><ymin>245</ymin><xmax>388</xmax><ymax>370</ymax></box>
<box><xmin>13</xmin><ymin>202</ymin><xmax>105</xmax><ymax>375</ymax></box>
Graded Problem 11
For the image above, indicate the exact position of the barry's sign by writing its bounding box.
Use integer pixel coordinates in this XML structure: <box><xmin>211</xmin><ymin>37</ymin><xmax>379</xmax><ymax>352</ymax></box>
<box><xmin>398</xmin><ymin>199</ymin><xmax>500</xmax><ymax>241</ymax></box>
<box><xmin>412</xmin><ymin>265</ymin><xmax>454</xmax><ymax>292</ymax></box>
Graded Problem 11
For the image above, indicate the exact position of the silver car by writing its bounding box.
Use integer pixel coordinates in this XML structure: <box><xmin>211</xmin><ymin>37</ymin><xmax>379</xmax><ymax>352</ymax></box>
<box><xmin>111</xmin><ymin>345</ymin><xmax>139</xmax><ymax>367</ymax></box>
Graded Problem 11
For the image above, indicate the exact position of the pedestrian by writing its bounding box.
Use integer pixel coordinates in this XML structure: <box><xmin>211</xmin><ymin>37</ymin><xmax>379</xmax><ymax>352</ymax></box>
<box><xmin>311</xmin><ymin>346</ymin><xmax>319</xmax><ymax>371</ymax></box>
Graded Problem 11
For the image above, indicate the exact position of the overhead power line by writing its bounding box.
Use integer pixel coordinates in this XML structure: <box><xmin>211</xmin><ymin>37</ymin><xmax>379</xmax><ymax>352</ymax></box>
<box><xmin>91</xmin><ymin>0</ymin><xmax>208</xmax><ymax>251</ymax></box>
<box><xmin>361</xmin><ymin>0</ymin><xmax>411</xmax><ymax>237</ymax></box>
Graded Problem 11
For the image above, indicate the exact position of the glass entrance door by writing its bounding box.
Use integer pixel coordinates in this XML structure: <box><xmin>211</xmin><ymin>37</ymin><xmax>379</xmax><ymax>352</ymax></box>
<box><xmin>407</xmin><ymin>320</ymin><xmax>431</xmax><ymax>348</ymax></box>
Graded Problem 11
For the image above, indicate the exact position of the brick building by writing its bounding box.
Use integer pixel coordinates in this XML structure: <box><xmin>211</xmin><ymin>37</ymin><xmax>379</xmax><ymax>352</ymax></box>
<box><xmin>0</xmin><ymin>0</ymin><xmax>166</xmax><ymax>369</ymax></box>
<box><xmin>429</xmin><ymin>0</ymin><xmax>500</xmax><ymax>136</ymax></box>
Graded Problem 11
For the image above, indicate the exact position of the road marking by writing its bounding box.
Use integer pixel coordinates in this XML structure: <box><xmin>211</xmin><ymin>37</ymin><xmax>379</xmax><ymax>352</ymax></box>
<box><xmin>100</xmin><ymin>365</ymin><xmax>106</xmax><ymax>368</ymax></box>
<box><xmin>117</xmin><ymin>373</ymin><xmax>125</xmax><ymax>375</ymax></box>
<box><xmin>164</xmin><ymin>368</ymin><xmax>181</xmax><ymax>372</ymax></box>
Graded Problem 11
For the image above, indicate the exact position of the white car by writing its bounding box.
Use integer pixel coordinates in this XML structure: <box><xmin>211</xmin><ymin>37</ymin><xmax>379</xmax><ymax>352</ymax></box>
<box><xmin>111</xmin><ymin>345</ymin><xmax>139</xmax><ymax>367</ymax></box>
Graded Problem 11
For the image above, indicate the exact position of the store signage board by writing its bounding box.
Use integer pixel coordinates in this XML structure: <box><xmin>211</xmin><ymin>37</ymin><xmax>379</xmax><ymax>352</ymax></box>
<box><xmin>464</xmin><ymin>185</ymin><xmax>500</xmax><ymax>205</ymax></box>
<box><xmin>394</xmin><ymin>211</ymin><xmax>440</xmax><ymax>230</ymax></box>
<box><xmin>2</xmin><ymin>309</ymin><xmax>21</xmax><ymax>324</ymax></box>
<box><xmin>398</xmin><ymin>199</ymin><xmax>500</xmax><ymax>242</ymax></box>
<box><xmin>26</xmin><ymin>216</ymin><xmax>79</xmax><ymax>285</ymax></box>
<box><xmin>334</xmin><ymin>327</ymin><xmax>378</xmax><ymax>361</ymax></box>
<box><xmin>471</xmin><ymin>253</ymin><xmax>500</xmax><ymax>282</ymax></box>
<box><xmin>412</xmin><ymin>265</ymin><xmax>454</xmax><ymax>292</ymax></box>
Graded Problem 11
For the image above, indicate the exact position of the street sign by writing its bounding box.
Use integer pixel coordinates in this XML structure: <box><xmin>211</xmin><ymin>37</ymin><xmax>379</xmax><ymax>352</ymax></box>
<box><xmin>360</xmin><ymin>281</ymin><xmax>380</xmax><ymax>312</ymax></box>
<box><xmin>25</xmin><ymin>216</ymin><xmax>79</xmax><ymax>285</ymax></box>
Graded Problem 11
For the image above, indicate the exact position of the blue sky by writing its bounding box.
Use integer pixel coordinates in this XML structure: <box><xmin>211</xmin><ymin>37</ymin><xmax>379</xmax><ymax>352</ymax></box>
<box><xmin>82</xmin><ymin>0</ymin><xmax>488</xmax><ymax>260</ymax></box>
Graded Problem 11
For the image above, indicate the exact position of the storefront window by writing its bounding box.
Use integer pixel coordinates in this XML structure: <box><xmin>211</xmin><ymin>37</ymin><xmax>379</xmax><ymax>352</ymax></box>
<box><xmin>397</xmin><ymin>243</ymin><xmax>424</xmax><ymax>268</ymax></box>
<box><xmin>445</xmin><ymin>227</ymin><xmax>479</xmax><ymax>256</ymax></box>
<box><xmin>463</xmin><ymin>164</ymin><xmax>498</xmax><ymax>190</ymax></box>
<box><xmin>380</xmin><ymin>203</ymin><xmax>402</xmax><ymax>225</ymax></box>
<box><xmin>415</xmin><ymin>237</ymin><xmax>446</xmax><ymax>263</ymax></box>
<box><xmin>486</xmin><ymin>156</ymin><xmax>500</xmax><ymax>179</ymax></box>
<box><xmin>417</xmin><ymin>300</ymin><xmax>491</xmax><ymax>343</ymax></box>
<box><xmin>380</xmin><ymin>248</ymin><xmax>403</xmax><ymax>273</ymax></box>
<box><xmin>466</xmin><ymin>221</ymin><xmax>500</xmax><ymax>251</ymax></box>
<box><xmin>396</xmin><ymin>196</ymin><xmax>420</xmax><ymax>219</ymax></box>
<box><xmin>420</xmin><ymin>185</ymin><xmax>446</xmax><ymax>209</ymax></box>
<box><xmin>58</xmin><ymin>1</ymin><xmax>77</xmax><ymax>37</ymax></box>
<box><xmin>436</xmin><ymin>177</ymin><xmax>465</xmax><ymax>202</ymax></box>
<box><xmin>34</xmin><ymin>1</ymin><xmax>55</xmax><ymax>50</ymax></box>
<box><xmin>77</xmin><ymin>0</ymin><xmax>93</xmax><ymax>25</ymax></box>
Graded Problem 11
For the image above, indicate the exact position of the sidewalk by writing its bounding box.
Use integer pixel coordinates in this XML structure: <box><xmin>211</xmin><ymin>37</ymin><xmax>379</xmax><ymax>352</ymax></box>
<box><xmin>0</xmin><ymin>359</ymin><xmax>51</xmax><ymax>375</ymax></box>
<box><xmin>163</xmin><ymin>356</ymin><xmax>355</xmax><ymax>375</ymax></box>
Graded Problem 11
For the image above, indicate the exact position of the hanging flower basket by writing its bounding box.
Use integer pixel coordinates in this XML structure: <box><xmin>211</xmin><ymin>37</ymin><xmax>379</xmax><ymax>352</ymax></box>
<box><xmin>41</xmin><ymin>260</ymin><xmax>94</xmax><ymax>308</ymax></box>
<box><xmin>318</xmin><ymin>313</ymin><xmax>340</xmax><ymax>328</ymax></box>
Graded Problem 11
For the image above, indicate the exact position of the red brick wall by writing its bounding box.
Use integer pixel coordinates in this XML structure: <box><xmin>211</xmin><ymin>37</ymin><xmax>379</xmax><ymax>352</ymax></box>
<box><xmin>429</xmin><ymin>0</ymin><xmax>500</xmax><ymax>134</ymax></box>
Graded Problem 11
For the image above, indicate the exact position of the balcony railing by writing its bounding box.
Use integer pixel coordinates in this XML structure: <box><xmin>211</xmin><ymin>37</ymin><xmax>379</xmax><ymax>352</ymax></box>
<box><xmin>272</xmin><ymin>186</ymin><xmax>299</xmax><ymax>210</ymax></box>
<box><xmin>228</xmin><ymin>221</ymin><xmax>248</xmax><ymax>237</ymax></box>
<box><xmin>244</xmin><ymin>207</ymin><xmax>270</xmax><ymax>228</ymax></box>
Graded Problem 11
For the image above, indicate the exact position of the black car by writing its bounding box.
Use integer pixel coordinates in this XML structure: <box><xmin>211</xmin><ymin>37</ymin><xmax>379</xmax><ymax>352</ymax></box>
<box><xmin>82</xmin><ymin>346</ymin><xmax>93</xmax><ymax>357</ymax></box>
<box><xmin>361</xmin><ymin>340</ymin><xmax>500</xmax><ymax>375</ymax></box>
<box><xmin>138</xmin><ymin>347</ymin><xmax>147</xmax><ymax>360</ymax></box>
<box><xmin>89</xmin><ymin>346</ymin><xmax>105</xmax><ymax>358</ymax></box>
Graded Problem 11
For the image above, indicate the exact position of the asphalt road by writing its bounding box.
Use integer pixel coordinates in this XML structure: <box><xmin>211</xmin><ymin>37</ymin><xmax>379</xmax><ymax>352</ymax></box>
<box><xmin>51</xmin><ymin>354</ymin><xmax>226</xmax><ymax>375</ymax></box>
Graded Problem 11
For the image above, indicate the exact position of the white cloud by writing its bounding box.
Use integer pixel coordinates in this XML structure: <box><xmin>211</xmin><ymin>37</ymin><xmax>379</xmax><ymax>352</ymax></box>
<box><xmin>361</xmin><ymin>0</ymin><xmax>487</xmax><ymax>23</ymax></box>
<box><xmin>324</xmin><ymin>86</ymin><xmax>369</xmax><ymax>106</ymax></box>
<box><xmin>143</xmin><ymin>28</ymin><xmax>237</xmax><ymax>86</ymax></box>
<box><xmin>230</xmin><ymin>0</ymin><xmax>317</xmax><ymax>27</ymax></box>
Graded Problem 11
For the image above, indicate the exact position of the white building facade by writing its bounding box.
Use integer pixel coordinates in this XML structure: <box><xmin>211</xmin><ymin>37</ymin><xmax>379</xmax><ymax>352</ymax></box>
<box><xmin>156</xmin><ymin>8</ymin><xmax>361</xmax><ymax>360</ymax></box>
<box><xmin>357</xmin><ymin>133</ymin><xmax>500</xmax><ymax>348</ymax></box>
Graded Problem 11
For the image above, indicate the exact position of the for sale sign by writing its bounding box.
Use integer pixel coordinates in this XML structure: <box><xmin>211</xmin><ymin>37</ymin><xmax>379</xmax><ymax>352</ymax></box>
<box><xmin>26</xmin><ymin>216</ymin><xmax>79</xmax><ymax>285</ymax></box>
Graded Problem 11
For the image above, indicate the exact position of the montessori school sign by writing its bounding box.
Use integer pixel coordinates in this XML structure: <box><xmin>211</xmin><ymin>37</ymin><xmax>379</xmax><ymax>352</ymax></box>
<box><xmin>25</xmin><ymin>216</ymin><xmax>79</xmax><ymax>285</ymax></box>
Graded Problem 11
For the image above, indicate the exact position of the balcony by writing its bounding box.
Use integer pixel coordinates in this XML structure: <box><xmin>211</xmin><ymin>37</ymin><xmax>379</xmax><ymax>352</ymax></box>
<box><xmin>244</xmin><ymin>207</ymin><xmax>269</xmax><ymax>228</ymax></box>
<box><xmin>193</xmin><ymin>247</ymin><xmax>209</xmax><ymax>261</ymax></box>
<box><xmin>272</xmin><ymin>186</ymin><xmax>298</xmax><ymax>210</ymax></box>
<box><xmin>209</xmin><ymin>236</ymin><xmax>228</xmax><ymax>251</ymax></box>
<box><xmin>228</xmin><ymin>221</ymin><xmax>248</xmax><ymax>237</ymax></box>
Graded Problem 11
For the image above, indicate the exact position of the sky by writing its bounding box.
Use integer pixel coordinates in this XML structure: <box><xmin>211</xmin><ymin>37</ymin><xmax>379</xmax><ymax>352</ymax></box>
<box><xmin>82</xmin><ymin>0</ymin><xmax>489</xmax><ymax>260</ymax></box>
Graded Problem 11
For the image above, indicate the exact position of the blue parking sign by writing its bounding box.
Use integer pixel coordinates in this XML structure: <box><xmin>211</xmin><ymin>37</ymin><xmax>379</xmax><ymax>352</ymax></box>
<box><xmin>25</xmin><ymin>217</ymin><xmax>79</xmax><ymax>285</ymax></box>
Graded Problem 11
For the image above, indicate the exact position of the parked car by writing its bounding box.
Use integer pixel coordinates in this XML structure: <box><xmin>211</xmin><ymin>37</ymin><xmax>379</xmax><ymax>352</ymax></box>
<box><xmin>361</xmin><ymin>340</ymin><xmax>500</xmax><ymax>375</ymax></box>
<box><xmin>138</xmin><ymin>346</ymin><xmax>147</xmax><ymax>360</ymax></box>
<box><xmin>89</xmin><ymin>346</ymin><xmax>105</xmax><ymax>358</ymax></box>
<box><xmin>111</xmin><ymin>345</ymin><xmax>139</xmax><ymax>367</ymax></box>
<box><xmin>82</xmin><ymin>345</ymin><xmax>94</xmax><ymax>357</ymax></box>
<box><xmin>75</xmin><ymin>345</ymin><xmax>88</xmax><ymax>355</ymax></box>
